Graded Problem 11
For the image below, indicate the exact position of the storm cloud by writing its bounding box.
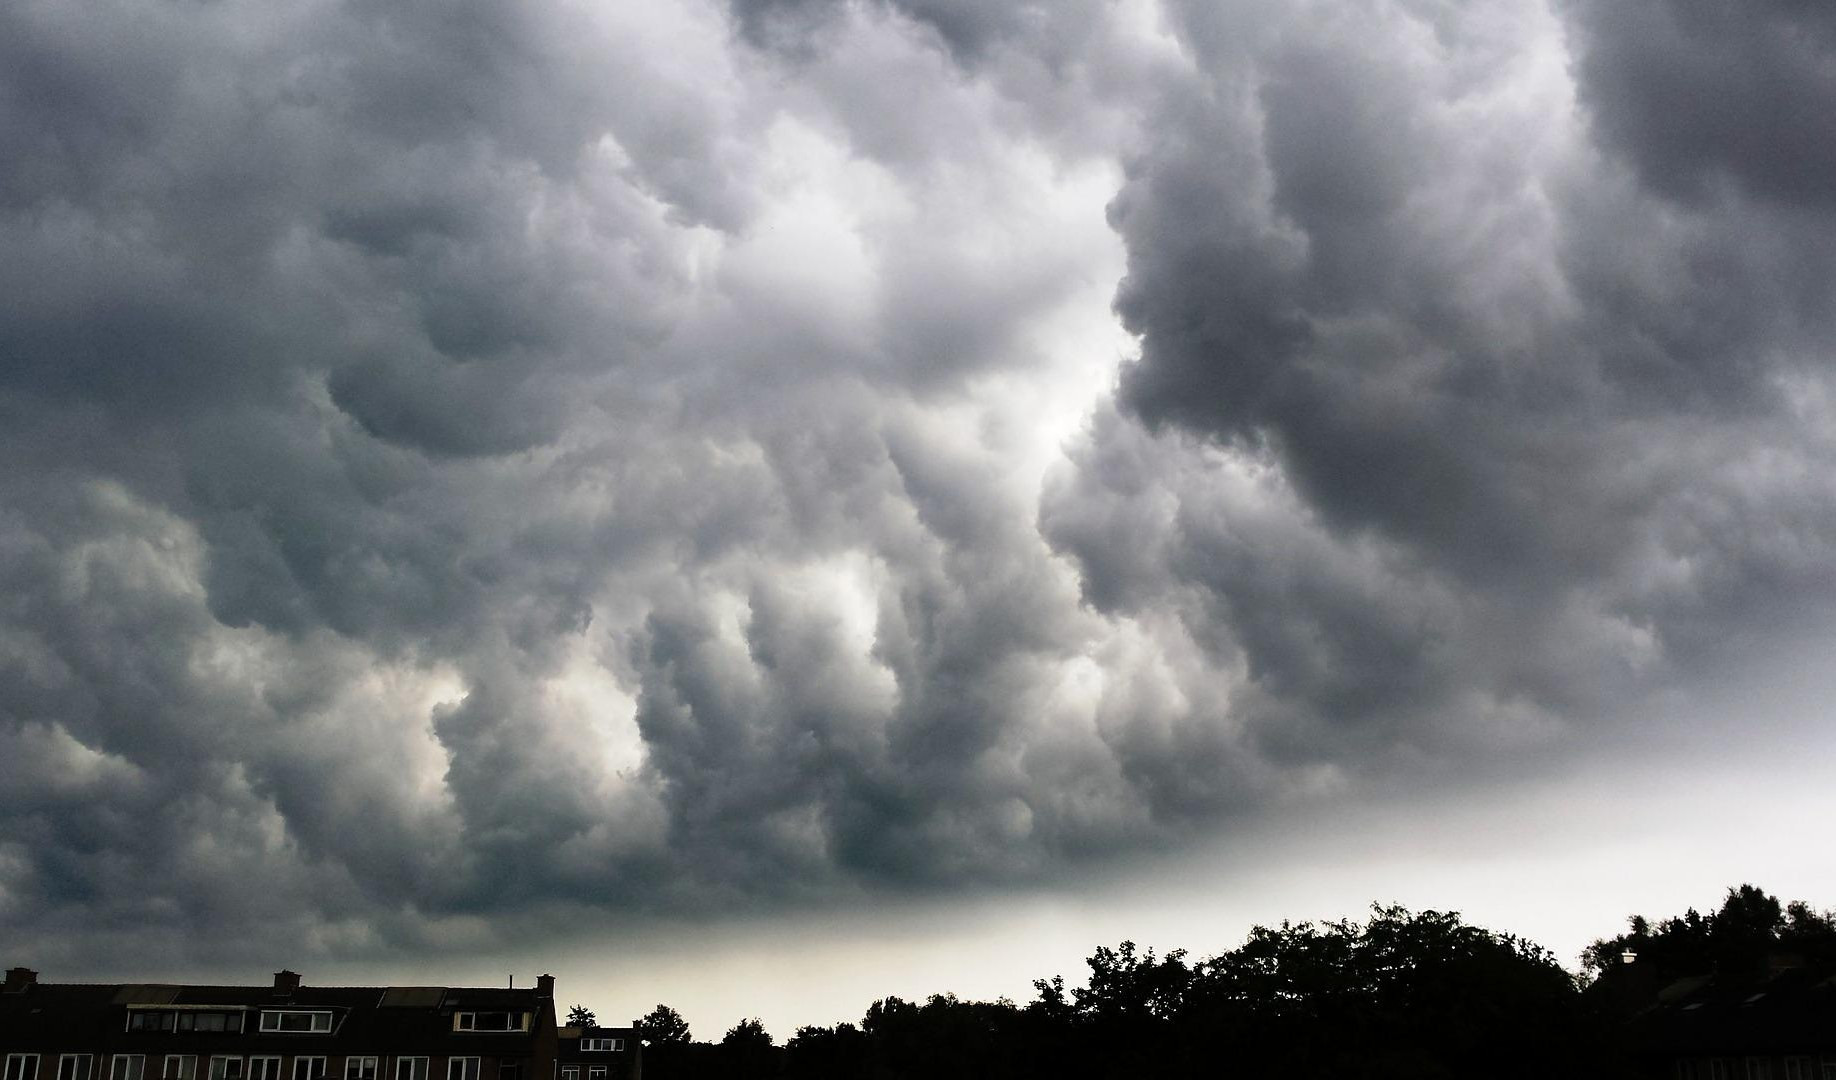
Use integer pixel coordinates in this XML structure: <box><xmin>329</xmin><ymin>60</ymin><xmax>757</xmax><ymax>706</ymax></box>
<box><xmin>3</xmin><ymin>0</ymin><xmax>1834</xmax><ymax>969</ymax></box>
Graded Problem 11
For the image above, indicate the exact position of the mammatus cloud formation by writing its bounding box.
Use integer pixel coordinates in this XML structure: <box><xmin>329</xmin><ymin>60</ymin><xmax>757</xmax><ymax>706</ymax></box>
<box><xmin>2</xmin><ymin>0</ymin><xmax>1833</xmax><ymax>967</ymax></box>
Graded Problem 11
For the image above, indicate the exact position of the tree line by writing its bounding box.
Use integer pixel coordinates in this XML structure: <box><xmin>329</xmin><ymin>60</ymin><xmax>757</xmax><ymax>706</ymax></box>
<box><xmin>575</xmin><ymin>884</ymin><xmax>1836</xmax><ymax>1079</ymax></box>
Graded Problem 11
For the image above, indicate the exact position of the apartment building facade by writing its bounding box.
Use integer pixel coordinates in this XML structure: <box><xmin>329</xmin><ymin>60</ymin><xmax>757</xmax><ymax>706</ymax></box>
<box><xmin>554</xmin><ymin>1026</ymin><xmax>639</xmax><ymax>1080</ymax></box>
<box><xmin>0</xmin><ymin>968</ymin><xmax>558</xmax><ymax>1080</ymax></box>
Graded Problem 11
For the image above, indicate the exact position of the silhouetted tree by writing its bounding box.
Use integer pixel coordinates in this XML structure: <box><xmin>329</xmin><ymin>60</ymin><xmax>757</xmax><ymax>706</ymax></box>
<box><xmin>719</xmin><ymin>1018</ymin><xmax>777</xmax><ymax>1079</ymax></box>
<box><xmin>1159</xmin><ymin>906</ymin><xmax>1598</xmax><ymax>1079</ymax></box>
<box><xmin>1075</xmin><ymin>940</ymin><xmax>1191</xmax><ymax>1022</ymax></box>
<box><xmin>722</xmin><ymin>1018</ymin><xmax>771</xmax><ymax>1046</ymax></box>
<box><xmin>783</xmin><ymin>1022</ymin><xmax>869</xmax><ymax>1080</ymax></box>
<box><xmin>1583</xmin><ymin>884</ymin><xmax>1836</xmax><ymax>984</ymax></box>
<box><xmin>639</xmin><ymin>899</ymin><xmax>1749</xmax><ymax>1079</ymax></box>
<box><xmin>632</xmin><ymin>1003</ymin><xmax>692</xmax><ymax>1044</ymax></box>
<box><xmin>564</xmin><ymin>1004</ymin><xmax>596</xmax><ymax>1028</ymax></box>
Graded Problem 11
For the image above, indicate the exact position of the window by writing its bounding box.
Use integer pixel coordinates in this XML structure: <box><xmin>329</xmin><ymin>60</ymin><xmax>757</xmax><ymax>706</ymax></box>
<box><xmin>5</xmin><ymin>1056</ymin><xmax>40</xmax><ymax>1080</ymax></box>
<box><xmin>161</xmin><ymin>1059</ymin><xmax>194</xmax><ymax>1080</ymax></box>
<box><xmin>129</xmin><ymin>1012</ymin><xmax>177</xmax><ymax>1033</ymax></box>
<box><xmin>58</xmin><ymin>1057</ymin><xmax>94</xmax><ymax>1080</ymax></box>
<box><xmin>575</xmin><ymin>1043</ymin><xmax>620</xmax><ymax>1054</ymax></box>
<box><xmin>291</xmin><ymin>1060</ymin><xmax>325</xmax><ymax>1080</ymax></box>
<box><xmin>1750</xmin><ymin>1061</ymin><xmax>1775</xmax><ymax>1080</ymax></box>
<box><xmin>1787</xmin><ymin>1060</ymin><xmax>1813</xmax><ymax>1080</ymax></box>
<box><xmin>180</xmin><ymin>1014</ymin><xmax>242</xmax><ymax>1035</ymax></box>
<box><xmin>259</xmin><ymin>1013</ymin><xmax>332</xmax><ymax>1035</ymax></box>
<box><xmin>111</xmin><ymin>1058</ymin><xmax>144</xmax><ymax>1080</ymax></box>
<box><xmin>585</xmin><ymin>1069</ymin><xmax>605</xmax><ymax>1080</ymax></box>
<box><xmin>445</xmin><ymin>1060</ymin><xmax>478</xmax><ymax>1080</ymax></box>
<box><xmin>393</xmin><ymin>1060</ymin><xmax>426</xmax><ymax>1080</ymax></box>
<box><xmin>342</xmin><ymin>1060</ymin><xmax>376</xmax><ymax>1080</ymax></box>
<box><xmin>207</xmin><ymin>1059</ymin><xmax>242</xmax><ymax>1080</ymax></box>
<box><xmin>559</xmin><ymin>1069</ymin><xmax>579</xmax><ymax>1080</ymax></box>
<box><xmin>247</xmin><ymin>1060</ymin><xmax>280</xmax><ymax>1080</ymax></box>
<box><xmin>453</xmin><ymin>1014</ymin><xmax>523</xmax><ymax>1033</ymax></box>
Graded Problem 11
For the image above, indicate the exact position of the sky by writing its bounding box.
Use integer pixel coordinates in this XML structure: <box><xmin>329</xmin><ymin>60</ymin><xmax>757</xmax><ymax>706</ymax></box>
<box><xmin>4</xmin><ymin>0</ymin><xmax>1836</xmax><ymax>1040</ymax></box>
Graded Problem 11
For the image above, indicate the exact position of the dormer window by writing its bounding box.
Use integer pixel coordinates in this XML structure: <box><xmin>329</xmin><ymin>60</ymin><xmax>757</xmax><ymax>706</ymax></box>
<box><xmin>577</xmin><ymin>1041</ymin><xmax>622</xmax><ymax>1053</ymax></box>
<box><xmin>257</xmin><ymin>1012</ymin><xmax>332</xmax><ymax>1034</ymax></box>
<box><xmin>126</xmin><ymin>1012</ymin><xmax>243</xmax><ymax>1034</ymax></box>
<box><xmin>451</xmin><ymin>1013</ymin><xmax>525</xmax><ymax>1033</ymax></box>
<box><xmin>179</xmin><ymin>1014</ymin><xmax>241</xmax><ymax>1034</ymax></box>
<box><xmin>128</xmin><ymin>1013</ymin><xmax>175</xmax><ymax>1033</ymax></box>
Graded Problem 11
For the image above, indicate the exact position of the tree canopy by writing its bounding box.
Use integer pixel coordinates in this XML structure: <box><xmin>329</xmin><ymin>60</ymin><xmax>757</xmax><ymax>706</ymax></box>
<box><xmin>629</xmin><ymin>885</ymin><xmax>1832</xmax><ymax>1079</ymax></box>
<box><xmin>632</xmin><ymin>1003</ymin><xmax>692</xmax><ymax>1044</ymax></box>
<box><xmin>1583</xmin><ymin>884</ymin><xmax>1836</xmax><ymax>981</ymax></box>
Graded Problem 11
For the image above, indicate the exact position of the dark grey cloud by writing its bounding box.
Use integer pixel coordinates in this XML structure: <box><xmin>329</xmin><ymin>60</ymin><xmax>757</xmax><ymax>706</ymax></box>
<box><xmin>730</xmin><ymin>0</ymin><xmax>1045</xmax><ymax>62</ymax></box>
<box><xmin>1046</xmin><ymin>0</ymin><xmax>1836</xmax><ymax>780</ymax></box>
<box><xmin>0</xmin><ymin>0</ymin><xmax>1159</xmax><ymax>965</ymax></box>
<box><xmin>5</xmin><ymin>0</ymin><xmax>1836</xmax><ymax>975</ymax></box>
<box><xmin>1563</xmin><ymin>0</ymin><xmax>1836</xmax><ymax>209</ymax></box>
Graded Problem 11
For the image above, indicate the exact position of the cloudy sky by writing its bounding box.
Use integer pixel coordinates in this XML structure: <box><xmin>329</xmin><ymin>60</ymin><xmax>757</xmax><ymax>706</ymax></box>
<box><xmin>6</xmin><ymin>0</ymin><xmax>1836</xmax><ymax>1036</ymax></box>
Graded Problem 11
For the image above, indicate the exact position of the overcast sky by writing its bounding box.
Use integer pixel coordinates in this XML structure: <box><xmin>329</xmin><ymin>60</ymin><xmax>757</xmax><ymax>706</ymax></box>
<box><xmin>5</xmin><ymin>0</ymin><xmax>1836</xmax><ymax>1038</ymax></box>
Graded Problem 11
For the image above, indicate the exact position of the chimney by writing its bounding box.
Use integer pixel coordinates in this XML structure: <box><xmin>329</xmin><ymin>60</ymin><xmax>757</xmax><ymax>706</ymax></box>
<box><xmin>273</xmin><ymin>971</ymin><xmax>302</xmax><ymax>996</ymax></box>
<box><xmin>4</xmin><ymin>968</ymin><xmax>37</xmax><ymax>994</ymax></box>
<box><xmin>535</xmin><ymin>974</ymin><xmax>554</xmax><ymax>1000</ymax></box>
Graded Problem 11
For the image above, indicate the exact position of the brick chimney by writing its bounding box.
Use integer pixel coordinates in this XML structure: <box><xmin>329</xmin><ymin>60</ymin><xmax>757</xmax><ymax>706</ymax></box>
<box><xmin>4</xmin><ymin>967</ymin><xmax>37</xmax><ymax>994</ymax></box>
<box><xmin>273</xmin><ymin>970</ymin><xmax>302</xmax><ymax>996</ymax></box>
<box><xmin>535</xmin><ymin>974</ymin><xmax>554</xmax><ymax>999</ymax></box>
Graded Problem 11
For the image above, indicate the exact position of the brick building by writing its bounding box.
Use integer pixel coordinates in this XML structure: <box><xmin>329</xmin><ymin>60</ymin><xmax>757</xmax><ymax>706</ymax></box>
<box><xmin>554</xmin><ymin>1026</ymin><xmax>639</xmax><ymax>1080</ymax></box>
<box><xmin>0</xmin><ymin>968</ymin><xmax>558</xmax><ymax>1080</ymax></box>
<box><xmin>1601</xmin><ymin>956</ymin><xmax>1836</xmax><ymax>1078</ymax></box>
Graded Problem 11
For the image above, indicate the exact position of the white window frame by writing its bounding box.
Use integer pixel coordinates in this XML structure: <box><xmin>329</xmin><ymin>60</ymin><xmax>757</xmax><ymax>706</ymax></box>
<box><xmin>161</xmin><ymin>1059</ymin><xmax>195</xmax><ymax>1080</ymax></box>
<box><xmin>180</xmin><ymin>1014</ymin><xmax>243</xmax><ymax>1035</ymax></box>
<box><xmin>392</xmin><ymin>1060</ymin><xmax>426</xmax><ymax>1080</ymax></box>
<box><xmin>109</xmin><ymin>1057</ymin><xmax>144</xmax><ymax>1080</ymax></box>
<box><xmin>5</xmin><ymin>1055</ymin><xmax>41</xmax><ymax>1080</ymax></box>
<box><xmin>445</xmin><ymin>1060</ymin><xmax>478</xmax><ymax>1080</ymax></box>
<box><xmin>127</xmin><ymin>1012</ymin><xmax>175</xmax><ymax>1033</ymax></box>
<box><xmin>290</xmin><ymin>1060</ymin><xmax>325</xmax><ymax>1080</ymax></box>
<box><xmin>341</xmin><ymin>1060</ymin><xmax>376</xmax><ymax>1080</ymax></box>
<box><xmin>558</xmin><ymin>1069</ymin><xmax>578</xmax><ymax>1080</ymax></box>
<box><xmin>452</xmin><ymin>1014</ymin><xmax>524</xmax><ymax>1034</ymax></box>
<box><xmin>206</xmin><ymin>1059</ymin><xmax>242</xmax><ymax>1080</ymax></box>
<box><xmin>245</xmin><ymin>1060</ymin><xmax>280</xmax><ymax>1080</ymax></box>
<box><xmin>58</xmin><ymin>1056</ymin><xmax>94</xmax><ymax>1080</ymax></box>
<box><xmin>258</xmin><ymin>1012</ymin><xmax>333</xmax><ymax>1035</ymax></box>
<box><xmin>585</xmin><ymin>1069</ymin><xmax>605</xmax><ymax>1080</ymax></box>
